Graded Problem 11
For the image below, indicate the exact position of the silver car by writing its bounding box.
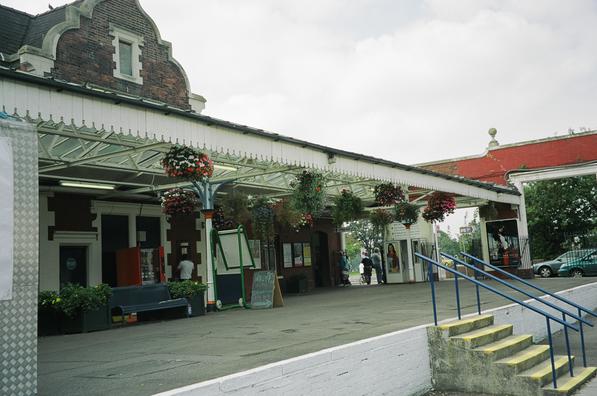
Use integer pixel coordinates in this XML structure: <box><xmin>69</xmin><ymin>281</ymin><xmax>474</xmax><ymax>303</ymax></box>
<box><xmin>532</xmin><ymin>249</ymin><xmax>593</xmax><ymax>278</ymax></box>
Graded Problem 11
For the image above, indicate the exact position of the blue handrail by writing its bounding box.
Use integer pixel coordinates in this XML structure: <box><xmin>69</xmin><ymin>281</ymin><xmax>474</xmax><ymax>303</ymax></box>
<box><xmin>461</xmin><ymin>251</ymin><xmax>595</xmax><ymax>368</ymax></box>
<box><xmin>415</xmin><ymin>253</ymin><xmax>578</xmax><ymax>331</ymax></box>
<box><xmin>442</xmin><ymin>253</ymin><xmax>592</xmax><ymax>327</ymax></box>
<box><xmin>416</xmin><ymin>252</ymin><xmax>581</xmax><ymax>390</ymax></box>
<box><xmin>461</xmin><ymin>252</ymin><xmax>597</xmax><ymax>318</ymax></box>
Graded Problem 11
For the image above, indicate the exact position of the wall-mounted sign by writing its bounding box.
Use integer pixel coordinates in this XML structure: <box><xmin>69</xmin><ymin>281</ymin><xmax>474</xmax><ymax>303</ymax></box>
<box><xmin>459</xmin><ymin>226</ymin><xmax>473</xmax><ymax>234</ymax></box>
<box><xmin>283</xmin><ymin>243</ymin><xmax>293</xmax><ymax>268</ymax></box>
<box><xmin>0</xmin><ymin>138</ymin><xmax>14</xmax><ymax>301</ymax></box>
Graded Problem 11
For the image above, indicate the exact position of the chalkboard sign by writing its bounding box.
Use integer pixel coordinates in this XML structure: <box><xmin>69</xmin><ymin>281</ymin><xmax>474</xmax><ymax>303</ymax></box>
<box><xmin>250</xmin><ymin>271</ymin><xmax>276</xmax><ymax>309</ymax></box>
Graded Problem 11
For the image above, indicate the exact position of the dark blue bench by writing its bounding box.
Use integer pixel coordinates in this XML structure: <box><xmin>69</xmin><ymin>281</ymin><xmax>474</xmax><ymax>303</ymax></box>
<box><xmin>110</xmin><ymin>284</ymin><xmax>189</xmax><ymax>323</ymax></box>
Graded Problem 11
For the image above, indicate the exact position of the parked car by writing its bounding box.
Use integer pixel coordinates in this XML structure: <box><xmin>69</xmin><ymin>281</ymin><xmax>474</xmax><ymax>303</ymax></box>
<box><xmin>532</xmin><ymin>249</ymin><xmax>593</xmax><ymax>278</ymax></box>
<box><xmin>558</xmin><ymin>249</ymin><xmax>597</xmax><ymax>278</ymax></box>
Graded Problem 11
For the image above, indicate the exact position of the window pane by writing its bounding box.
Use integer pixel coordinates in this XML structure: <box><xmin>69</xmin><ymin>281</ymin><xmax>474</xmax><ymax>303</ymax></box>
<box><xmin>119</xmin><ymin>41</ymin><xmax>133</xmax><ymax>76</ymax></box>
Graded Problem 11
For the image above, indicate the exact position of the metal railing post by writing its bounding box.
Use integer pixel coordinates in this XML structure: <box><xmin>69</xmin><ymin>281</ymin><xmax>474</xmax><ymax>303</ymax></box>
<box><xmin>475</xmin><ymin>284</ymin><xmax>481</xmax><ymax>315</ymax></box>
<box><xmin>546</xmin><ymin>318</ymin><xmax>557</xmax><ymax>389</ymax></box>
<box><xmin>429</xmin><ymin>259</ymin><xmax>438</xmax><ymax>326</ymax></box>
<box><xmin>579</xmin><ymin>307</ymin><xmax>587</xmax><ymax>367</ymax></box>
<box><xmin>454</xmin><ymin>270</ymin><xmax>461</xmax><ymax>320</ymax></box>
<box><xmin>562</xmin><ymin>313</ymin><xmax>574</xmax><ymax>377</ymax></box>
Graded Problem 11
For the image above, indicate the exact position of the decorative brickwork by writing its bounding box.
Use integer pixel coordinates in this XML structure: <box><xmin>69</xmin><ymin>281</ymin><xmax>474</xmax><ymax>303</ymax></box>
<box><xmin>51</xmin><ymin>0</ymin><xmax>190</xmax><ymax>109</ymax></box>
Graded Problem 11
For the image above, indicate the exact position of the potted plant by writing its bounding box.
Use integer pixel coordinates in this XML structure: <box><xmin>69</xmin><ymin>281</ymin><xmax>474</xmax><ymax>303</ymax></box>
<box><xmin>374</xmin><ymin>183</ymin><xmax>404</xmax><ymax>206</ymax></box>
<box><xmin>59</xmin><ymin>284</ymin><xmax>112</xmax><ymax>334</ymax></box>
<box><xmin>161</xmin><ymin>188</ymin><xmax>199</xmax><ymax>216</ymax></box>
<box><xmin>250</xmin><ymin>196</ymin><xmax>276</xmax><ymax>240</ymax></box>
<box><xmin>273</xmin><ymin>199</ymin><xmax>313</xmax><ymax>231</ymax></box>
<box><xmin>422</xmin><ymin>192</ymin><xmax>456</xmax><ymax>223</ymax></box>
<box><xmin>394</xmin><ymin>201</ymin><xmax>420</xmax><ymax>229</ymax></box>
<box><xmin>38</xmin><ymin>290</ymin><xmax>62</xmax><ymax>336</ymax></box>
<box><xmin>161</xmin><ymin>145</ymin><xmax>214</xmax><ymax>181</ymax></box>
<box><xmin>167</xmin><ymin>281</ymin><xmax>207</xmax><ymax>317</ymax></box>
<box><xmin>332</xmin><ymin>189</ymin><xmax>364</xmax><ymax>225</ymax></box>
<box><xmin>369</xmin><ymin>209</ymin><xmax>395</xmax><ymax>232</ymax></box>
<box><xmin>290</xmin><ymin>170</ymin><xmax>326</xmax><ymax>217</ymax></box>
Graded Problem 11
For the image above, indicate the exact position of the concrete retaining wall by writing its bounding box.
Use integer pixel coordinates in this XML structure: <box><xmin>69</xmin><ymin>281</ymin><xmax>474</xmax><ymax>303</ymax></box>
<box><xmin>155</xmin><ymin>282</ymin><xmax>597</xmax><ymax>396</ymax></box>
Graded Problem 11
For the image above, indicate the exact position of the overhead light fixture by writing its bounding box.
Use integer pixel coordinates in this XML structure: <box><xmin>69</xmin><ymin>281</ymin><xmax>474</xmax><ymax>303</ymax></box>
<box><xmin>214</xmin><ymin>164</ymin><xmax>238</xmax><ymax>172</ymax></box>
<box><xmin>59</xmin><ymin>181</ymin><xmax>115</xmax><ymax>190</ymax></box>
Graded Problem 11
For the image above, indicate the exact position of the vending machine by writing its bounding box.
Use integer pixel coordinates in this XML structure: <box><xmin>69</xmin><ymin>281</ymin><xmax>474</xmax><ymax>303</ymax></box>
<box><xmin>115</xmin><ymin>246</ymin><xmax>165</xmax><ymax>286</ymax></box>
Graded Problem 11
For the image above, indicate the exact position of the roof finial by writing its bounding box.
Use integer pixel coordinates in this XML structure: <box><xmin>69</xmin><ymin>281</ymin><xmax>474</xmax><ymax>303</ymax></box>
<box><xmin>487</xmin><ymin>128</ymin><xmax>499</xmax><ymax>148</ymax></box>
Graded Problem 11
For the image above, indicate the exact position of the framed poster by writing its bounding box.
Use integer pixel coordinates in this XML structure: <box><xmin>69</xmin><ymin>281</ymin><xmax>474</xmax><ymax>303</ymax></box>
<box><xmin>293</xmin><ymin>243</ymin><xmax>303</xmax><ymax>266</ymax></box>
<box><xmin>303</xmin><ymin>243</ymin><xmax>312</xmax><ymax>267</ymax></box>
<box><xmin>486</xmin><ymin>219</ymin><xmax>521</xmax><ymax>267</ymax></box>
<box><xmin>283</xmin><ymin>243</ymin><xmax>293</xmax><ymax>268</ymax></box>
<box><xmin>0</xmin><ymin>138</ymin><xmax>13</xmax><ymax>300</ymax></box>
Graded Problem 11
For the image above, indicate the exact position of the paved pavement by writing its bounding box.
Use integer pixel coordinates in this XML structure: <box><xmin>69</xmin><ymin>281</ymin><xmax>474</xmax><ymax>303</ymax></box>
<box><xmin>38</xmin><ymin>277</ymin><xmax>597</xmax><ymax>396</ymax></box>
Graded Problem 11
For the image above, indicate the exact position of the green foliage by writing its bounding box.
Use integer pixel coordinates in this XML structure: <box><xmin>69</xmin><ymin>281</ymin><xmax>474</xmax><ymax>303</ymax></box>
<box><xmin>348</xmin><ymin>219</ymin><xmax>383</xmax><ymax>254</ymax></box>
<box><xmin>369</xmin><ymin>209</ymin><xmax>394</xmax><ymax>231</ymax></box>
<box><xmin>437</xmin><ymin>231</ymin><xmax>460</xmax><ymax>257</ymax></box>
<box><xmin>56</xmin><ymin>284</ymin><xmax>112</xmax><ymax>317</ymax></box>
<box><xmin>220</xmin><ymin>193</ymin><xmax>251</xmax><ymax>225</ymax></box>
<box><xmin>525</xmin><ymin>175</ymin><xmax>597</xmax><ymax>259</ymax></box>
<box><xmin>290</xmin><ymin>170</ymin><xmax>326</xmax><ymax>215</ymax></box>
<box><xmin>38</xmin><ymin>290</ymin><xmax>60</xmax><ymax>312</ymax></box>
<box><xmin>394</xmin><ymin>201</ymin><xmax>419</xmax><ymax>225</ymax></box>
<box><xmin>167</xmin><ymin>280</ymin><xmax>207</xmax><ymax>299</ymax></box>
<box><xmin>250</xmin><ymin>196</ymin><xmax>275</xmax><ymax>240</ymax></box>
<box><xmin>344</xmin><ymin>233</ymin><xmax>363</xmax><ymax>262</ymax></box>
<box><xmin>374</xmin><ymin>183</ymin><xmax>404</xmax><ymax>206</ymax></box>
<box><xmin>332</xmin><ymin>189</ymin><xmax>364</xmax><ymax>225</ymax></box>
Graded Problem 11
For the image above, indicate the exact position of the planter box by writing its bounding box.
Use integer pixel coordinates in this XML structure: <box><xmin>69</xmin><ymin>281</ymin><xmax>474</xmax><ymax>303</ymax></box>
<box><xmin>38</xmin><ymin>310</ymin><xmax>61</xmax><ymax>336</ymax></box>
<box><xmin>62</xmin><ymin>305</ymin><xmax>111</xmax><ymax>334</ymax></box>
<box><xmin>187</xmin><ymin>293</ymin><xmax>205</xmax><ymax>317</ymax></box>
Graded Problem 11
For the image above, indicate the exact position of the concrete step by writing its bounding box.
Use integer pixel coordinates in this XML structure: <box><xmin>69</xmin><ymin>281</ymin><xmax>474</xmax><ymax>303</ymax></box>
<box><xmin>450</xmin><ymin>323</ymin><xmax>513</xmax><ymax>349</ymax></box>
<box><xmin>542</xmin><ymin>367</ymin><xmax>597</xmax><ymax>395</ymax></box>
<box><xmin>518</xmin><ymin>355</ymin><xmax>574</xmax><ymax>387</ymax></box>
<box><xmin>494</xmin><ymin>344</ymin><xmax>550</xmax><ymax>373</ymax></box>
<box><xmin>475</xmin><ymin>334</ymin><xmax>534</xmax><ymax>361</ymax></box>
<box><xmin>436</xmin><ymin>314</ymin><xmax>494</xmax><ymax>337</ymax></box>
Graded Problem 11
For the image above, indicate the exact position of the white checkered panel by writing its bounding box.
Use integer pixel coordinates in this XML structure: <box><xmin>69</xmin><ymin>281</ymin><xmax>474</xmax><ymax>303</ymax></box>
<box><xmin>0</xmin><ymin>119</ymin><xmax>38</xmax><ymax>396</ymax></box>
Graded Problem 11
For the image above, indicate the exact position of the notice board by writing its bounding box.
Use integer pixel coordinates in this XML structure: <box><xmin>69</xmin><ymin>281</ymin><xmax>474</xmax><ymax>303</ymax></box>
<box><xmin>0</xmin><ymin>138</ymin><xmax>13</xmax><ymax>300</ymax></box>
<box><xmin>250</xmin><ymin>270</ymin><xmax>283</xmax><ymax>309</ymax></box>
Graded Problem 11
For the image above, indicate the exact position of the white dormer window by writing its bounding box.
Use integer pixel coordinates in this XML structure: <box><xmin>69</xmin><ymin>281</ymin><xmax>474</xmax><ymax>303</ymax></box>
<box><xmin>109</xmin><ymin>24</ymin><xmax>144</xmax><ymax>85</ymax></box>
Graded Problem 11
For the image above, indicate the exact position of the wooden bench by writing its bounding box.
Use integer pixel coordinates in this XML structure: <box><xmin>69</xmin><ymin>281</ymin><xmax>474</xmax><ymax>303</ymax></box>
<box><xmin>110</xmin><ymin>284</ymin><xmax>189</xmax><ymax>323</ymax></box>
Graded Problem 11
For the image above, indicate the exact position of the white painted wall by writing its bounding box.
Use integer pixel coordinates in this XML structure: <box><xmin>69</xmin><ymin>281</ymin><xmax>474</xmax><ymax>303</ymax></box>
<box><xmin>155</xmin><ymin>281</ymin><xmax>597</xmax><ymax>396</ymax></box>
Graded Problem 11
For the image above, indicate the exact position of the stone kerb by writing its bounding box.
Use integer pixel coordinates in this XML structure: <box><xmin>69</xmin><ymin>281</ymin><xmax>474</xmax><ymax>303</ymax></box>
<box><xmin>154</xmin><ymin>323</ymin><xmax>432</xmax><ymax>396</ymax></box>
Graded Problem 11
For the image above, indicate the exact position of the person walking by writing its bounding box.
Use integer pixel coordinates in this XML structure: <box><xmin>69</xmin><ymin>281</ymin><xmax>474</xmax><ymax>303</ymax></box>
<box><xmin>371</xmin><ymin>247</ymin><xmax>383</xmax><ymax>284</ymax></box>
<box><xmin>177</xmin><ymin>254</ymin><xmax>194</xmax><ymax>280</ymax></box>
<box><xmin>338</xmin><ymin>250</ymin><xmax>351</xmax><ymax>286</ymax></box>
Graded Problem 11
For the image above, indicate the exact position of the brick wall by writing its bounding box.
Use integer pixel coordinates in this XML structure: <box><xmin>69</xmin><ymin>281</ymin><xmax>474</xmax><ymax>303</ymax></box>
<box><xmin>51</xmin><ymin>0</ymin><xmax>190</xmax><ymax>109</ymax></box>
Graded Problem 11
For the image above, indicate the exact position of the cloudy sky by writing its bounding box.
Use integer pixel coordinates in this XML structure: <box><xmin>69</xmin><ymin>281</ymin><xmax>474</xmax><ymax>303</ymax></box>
<box><xmin>7</xmin><ymin>0</ymin><xmax>597</xmax><ymax>166</ymax></box>
<box><xmin>7</xmin><ymin>0</ymin><xmax>597</xmax><ymax>234</ymax></box>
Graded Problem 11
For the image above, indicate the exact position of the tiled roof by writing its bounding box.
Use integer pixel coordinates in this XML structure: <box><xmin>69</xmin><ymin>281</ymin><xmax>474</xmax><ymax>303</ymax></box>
<box><xmin>0</xmin><ymin>2</ymin><xmax>81</xmax><ymax>56</ymax></box>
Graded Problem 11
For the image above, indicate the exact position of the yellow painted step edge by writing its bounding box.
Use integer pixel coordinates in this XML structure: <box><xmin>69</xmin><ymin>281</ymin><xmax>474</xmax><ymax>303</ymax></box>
<box><xmin>495</xmin><ymin>344</ymin><xmax>549</xmax><ymax>365</ymax></box>
<box><xmin>478</xmin><ymin>335</ymin><xmax>532</xmax><ymax>355</ymax></box>
<box><xmin>454</xmin><ymin>324</ymin><xmax>512</xmax><ymax>342</ymax></box>
<box><xmin>438</xmin><ymin>314</ymin><xmax>493</xmax><ymax>330</ymax></box>
<box><xmin>522</xmin><ymin>356</ymin><xmax>571</xmax><ymax>380</ymax></box>
<box><xmin>545</xmin><ymin>367</ymin><xmax>597</xmax><ymax>393</ymax></box>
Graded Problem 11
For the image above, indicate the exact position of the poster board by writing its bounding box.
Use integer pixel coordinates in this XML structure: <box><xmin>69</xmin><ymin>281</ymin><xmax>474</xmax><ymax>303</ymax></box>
<box><xmin>293</xmin><ymin>242</ymin><xmax>303</xmax><ymax>266</ymax></box>
<box><xmin>0</xmin><ymin>138</ymin><xmax>13</xmax><ymax>300</ymax></box>
<box><xmin>283</xmin><ymin>243</ymin><xmax>293</xmax><ymax>268</ymax></box>
<box><xmin>250</xmin><ymin>270</ymin><xmax>284</xmax><ymax>309</ymax></box>
<box><xmin>216</xmin><ymin>228</ymin><xmax>257</xmax><ymax>274</ymax></box>
<box><xmin>303</xmin><ymin>243</ymin><xmax>312</xmax><ymax>267</ymax></box>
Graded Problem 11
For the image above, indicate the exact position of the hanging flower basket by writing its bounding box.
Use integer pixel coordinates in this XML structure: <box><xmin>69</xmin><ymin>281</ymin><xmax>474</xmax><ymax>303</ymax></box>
<box><xmin>162</xmin><ymin>145</ymin><xmax>214</xmax><ymax>181</ymax></box>
<box><xmin>394</xmin><ymin>201</ymin><xmax>419</xmax><ymax>228</ymax></box>
<box><xmin>369</xmin><ymin>209</ymin><xmax>395</xmax><ymax>231</ymax></box>
<box><xmin>332</xmin><ymin>189</ymin><xmax>364</xmax><ymax>226</ymax></box>
<box><xmin>161</xmin><ymin>188</ymin><xmax>199</xmax><ymax>216</ymax></box>
<box><xmin>422</xmin><ymin>192</ymin><xmax>456</xmax><ymax>223</ymax></box>
<box><xmin>290</xmin><ymin>170</ymin><xmax>326</xmax><ymax>215</ymax></box>
<box><xmin>273</xmin><ymin>199</ymin><xmax>313</xmax><ymax>231</ymax></box>
<box><xmin>250</xmin><ymin>196</ymin><xmax>275</xmax><ymax>240</ymax></box>
<box><xmin>374</xmin><ymin>183</ymin><xmax>404</xmax><ymax>206</ymax></box>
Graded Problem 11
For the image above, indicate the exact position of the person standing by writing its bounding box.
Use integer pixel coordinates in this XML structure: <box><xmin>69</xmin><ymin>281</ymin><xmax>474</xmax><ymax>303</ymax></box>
<box><xmin>177</xmin><ymin>254</ymin><xmax>194</xmax><ymax>280</ymax></box>
<box><xmin>361</xmin><ymin>252</ymin><xmax>373</xmax><ymax>285</ymax></box>
<box><xmin>338</xmin><ymin>250</ymin><xmax>351</xmax><ymax>286</ymax></box>
<box><xmin>371</xmin><ymin>247</ymin><xmax>383</xmax><ymax>284</ymax></box>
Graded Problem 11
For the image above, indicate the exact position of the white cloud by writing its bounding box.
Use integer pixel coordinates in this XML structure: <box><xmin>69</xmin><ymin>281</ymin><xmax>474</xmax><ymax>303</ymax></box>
<box><xmin>7</xmin><ymin>0</ymin><xmax>597</xmax><ymax>164</ymax></box>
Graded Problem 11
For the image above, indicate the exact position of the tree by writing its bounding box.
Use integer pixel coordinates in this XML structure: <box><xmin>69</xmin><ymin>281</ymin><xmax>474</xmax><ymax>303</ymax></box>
<box><xmin>525</xmin><ymin>175</ymin><xmax>597</xmax><ymax>259</ymax></box>
<box><xmin>348</xmin><ymin>219</ymin><xmax>383</xmax><ymax>255</ymax></box>
<box><xmin>437</xmin><ymin>230</ymin><xmax>460</xmax><ymax>257</ymax></box>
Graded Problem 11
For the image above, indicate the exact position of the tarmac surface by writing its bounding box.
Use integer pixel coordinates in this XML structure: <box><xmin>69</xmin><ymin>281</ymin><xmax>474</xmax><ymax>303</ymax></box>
<box><xmin>38</xmin><ymin>277</ymin><xmax>597</xmax><ymax>396</ymax></box>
